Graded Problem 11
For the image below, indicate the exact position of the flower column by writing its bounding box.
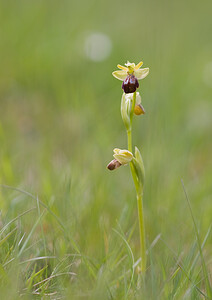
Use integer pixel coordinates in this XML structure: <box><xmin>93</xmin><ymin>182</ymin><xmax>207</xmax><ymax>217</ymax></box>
<box><xmin>107</xmin><ymin>61</ymin><xmax>149</xmax><ymax>273</ymax></box>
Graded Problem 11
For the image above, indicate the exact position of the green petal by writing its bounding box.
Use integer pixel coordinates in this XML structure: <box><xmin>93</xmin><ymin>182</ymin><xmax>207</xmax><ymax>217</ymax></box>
<box><xmin>135</xmin><ymin>68</ymin><xmax>149</xmax><ymax>80</ymax></box>
<box><xmin>112</xmin><ymin>70</ymin><xmax>127</xmax><ymax>81</ymax></box>
<box><xmin>135</xmin><ymin>61</ymin><xmax>143</xmax><ymax>70</ymax></box>
<box><xmin>117</xmin><ymin>64</ymin><xmax>128</xmax><ymax>71</ymax></box>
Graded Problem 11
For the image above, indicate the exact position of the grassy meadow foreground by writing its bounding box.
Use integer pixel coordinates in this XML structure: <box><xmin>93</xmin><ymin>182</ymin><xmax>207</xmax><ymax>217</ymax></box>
<box><xmin>0</xmin><ymin>1</ymin><xmax>212</xmax><ymax>299</ymax></box>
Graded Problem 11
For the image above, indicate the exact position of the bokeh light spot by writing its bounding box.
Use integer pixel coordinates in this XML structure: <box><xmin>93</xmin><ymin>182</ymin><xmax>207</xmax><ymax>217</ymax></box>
<box><xmin>84</xmin><ymin>32</ymin><xmax>112</xmax><ymax>62</ymax></box>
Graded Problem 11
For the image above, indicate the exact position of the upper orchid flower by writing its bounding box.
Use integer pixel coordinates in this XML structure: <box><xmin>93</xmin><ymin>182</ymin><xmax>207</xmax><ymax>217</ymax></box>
<box><xmin>112</xmin><ymin>61</ymin><xmax>149</xmax><ymax>94</ymax></box>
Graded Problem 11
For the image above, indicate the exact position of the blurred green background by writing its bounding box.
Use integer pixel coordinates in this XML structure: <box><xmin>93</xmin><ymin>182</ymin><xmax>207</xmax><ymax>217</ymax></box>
<box><xmin>0</xmin><ymin>0</ymin><xmax>212</xmax><ymax>298</ymax></box>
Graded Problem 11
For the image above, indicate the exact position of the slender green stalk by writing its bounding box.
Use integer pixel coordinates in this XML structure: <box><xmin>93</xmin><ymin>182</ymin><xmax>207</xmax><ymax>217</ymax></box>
<box><xmin>136</xmin><ymin>191</ymin><xmax>146</xmax><ymax>272</ymax></box>
<box><xmin>127</xmin><ymin>130</ymin><xmax>132</xmax><ymax>152</ymax></box>
<box><xmin>127</xmin><ymin>91</ymin><xmax>146</xmax><ymax>273</ymax></box>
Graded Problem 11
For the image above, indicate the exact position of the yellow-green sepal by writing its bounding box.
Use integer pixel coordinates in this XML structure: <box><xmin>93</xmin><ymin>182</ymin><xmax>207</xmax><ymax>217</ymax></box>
<box><xmin>134</xmin><ymin>68</ymin><xmax>149</xmax><ymax>80</ymax></box>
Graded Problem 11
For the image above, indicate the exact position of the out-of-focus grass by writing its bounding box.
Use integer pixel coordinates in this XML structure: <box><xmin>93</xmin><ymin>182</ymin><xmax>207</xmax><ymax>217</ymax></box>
<box><xmin>0</xmin><ymin>0</ymin><xmax>212</xmax><ymax>298</ymax></box>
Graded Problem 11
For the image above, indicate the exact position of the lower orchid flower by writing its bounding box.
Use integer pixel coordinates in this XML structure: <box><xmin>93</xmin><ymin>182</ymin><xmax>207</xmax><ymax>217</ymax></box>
<box><xmin>107</xmin><ymin>148</ymin><xmax>133</xmax><ymax>170</ymax></box>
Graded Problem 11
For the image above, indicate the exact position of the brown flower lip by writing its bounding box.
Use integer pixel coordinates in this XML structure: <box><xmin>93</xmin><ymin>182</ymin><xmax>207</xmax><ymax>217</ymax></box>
<box><xmin>122</xmin><ymin>74</ymin><xmax>139</xmax><ymax>94</ymax></box>
<box><xmin>107</xmin><ymin>159</ymin><xmax>122</xmax><ymax>170</ymax></box>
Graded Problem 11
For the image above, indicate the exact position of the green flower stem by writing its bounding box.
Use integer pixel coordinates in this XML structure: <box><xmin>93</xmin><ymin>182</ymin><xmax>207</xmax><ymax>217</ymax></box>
<box><xmin>127</xmin><ymin>91</ymin><xmax>146</xmax><ymax>273</ymax></box>
<box><xmin>127</xmin><ymin>130</ymin><xmax>132</xmax><ymax>152</ymax></box>
<box><xmin>136</xmin><ymin>189</ymin><xmax>146</xmax><ymax>272</ymax></box>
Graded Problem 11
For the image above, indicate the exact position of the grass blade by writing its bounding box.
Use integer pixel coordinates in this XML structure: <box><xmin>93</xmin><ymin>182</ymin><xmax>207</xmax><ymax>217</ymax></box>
<box><xmin>181</xmin><ymin>180</ymin><xmax>212</xmax><ymax>298</ymax></box>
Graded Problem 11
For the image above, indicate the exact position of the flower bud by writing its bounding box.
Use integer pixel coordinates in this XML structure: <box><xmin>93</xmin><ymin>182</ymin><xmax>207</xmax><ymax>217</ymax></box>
<box><xmin>134</xmin><ymin>104</ymin><xmax>145</xmax><ymax>115</ymax></box>
<box><xmin>124</xmin><ymin>92</ymin><xmax>145</xmax><ymax>116</ymax></box>
<box><xmin>121</xmin><ymin>93</ymin><xmax>131</xmax><ymax>130</ymax></box>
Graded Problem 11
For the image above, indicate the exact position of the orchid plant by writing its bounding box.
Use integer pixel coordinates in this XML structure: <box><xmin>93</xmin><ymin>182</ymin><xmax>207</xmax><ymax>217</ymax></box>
<box><xmin>107</xmin><ymin>61</ymin><xmax>149</xmax><ymax>273</ymax></box>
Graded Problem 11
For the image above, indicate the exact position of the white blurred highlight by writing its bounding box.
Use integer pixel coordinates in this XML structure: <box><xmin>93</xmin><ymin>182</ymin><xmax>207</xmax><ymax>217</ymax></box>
<box><xmin>84</xmin><ymin>32</ymin><xmax>112</xmax><ymax>62</ymax></box>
